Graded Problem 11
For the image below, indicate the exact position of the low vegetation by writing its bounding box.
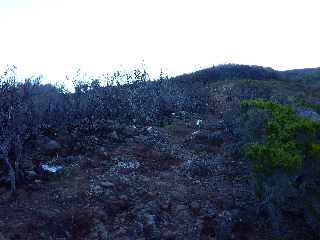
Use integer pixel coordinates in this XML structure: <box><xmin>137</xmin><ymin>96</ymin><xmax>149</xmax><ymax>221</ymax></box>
<box><xmin>1</xmin><ymin>63</ymin><xmax>320</xmax><ymax>239</ymax></box>
<box><xmin>241</xmin><ymin>99</ymin><xmax>320</xmax><ymax>174</ymax></box>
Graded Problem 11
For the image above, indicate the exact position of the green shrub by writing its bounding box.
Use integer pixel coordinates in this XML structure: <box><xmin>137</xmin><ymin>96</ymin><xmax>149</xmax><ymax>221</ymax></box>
<box><xmin>241</xmin><ymin>99</ymin><xmax>320</xmax><ymax>174</ymax></box>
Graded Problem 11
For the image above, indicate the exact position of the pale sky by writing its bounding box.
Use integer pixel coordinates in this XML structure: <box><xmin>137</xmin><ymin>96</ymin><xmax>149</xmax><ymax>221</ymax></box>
<box><xmin>0</xmin><ymin>0</ymin><xmax>319</xmax><ymax>86</ymax></box>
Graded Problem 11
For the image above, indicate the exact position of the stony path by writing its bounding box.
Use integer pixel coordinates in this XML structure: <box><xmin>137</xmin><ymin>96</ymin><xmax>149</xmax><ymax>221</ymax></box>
<box><xmin>0</xmin><ymin>118</ymin><xmax>259</xmax><ymax>240</ymax></box>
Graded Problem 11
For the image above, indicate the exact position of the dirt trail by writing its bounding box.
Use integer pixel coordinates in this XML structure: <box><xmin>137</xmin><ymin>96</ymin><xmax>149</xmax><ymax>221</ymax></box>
<box><xmin>0</xmin><ymin>116</ymin><xmax>258</xmax><ymax>240</ymax></box>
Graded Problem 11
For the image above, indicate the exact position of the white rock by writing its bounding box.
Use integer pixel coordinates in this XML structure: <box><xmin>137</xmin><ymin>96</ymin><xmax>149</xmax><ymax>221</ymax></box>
<box><xmin>191</xmin><ymin>130</ymin><xmax>200</xmax><ymax>136</ymax></box>
<box><xmin>196</xmin><ymin>119</ymin><xmax>203</xmax><ymax>126</ymax></box>
<box><xmin>41</xmin><ymin>164</ymin><xmax>63</xmax><ymax>173</ymax></box>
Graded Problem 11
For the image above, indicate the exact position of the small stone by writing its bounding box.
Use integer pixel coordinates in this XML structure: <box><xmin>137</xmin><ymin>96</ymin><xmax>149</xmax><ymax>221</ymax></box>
<box><xmin>175</xmin><ymin>204</ymin><xmax>187</xmax><ymax>212</ymax></box>
<box><xmin>116</xmin><ymin>227</ymin><xmax>127</xmax><ymax>235</ymax></box>
<box><xmin>146</xmin><ymin>127</ymin><xmax>153</xmax><ymax>133</ymax></box>
<box><xmin>190</xmin><ymin>201</ymin><xmax>201</xmax><ymax>214</ymax></box>
<box><xmin>24</xmin><ymin>170</ymin><xmax>38</xmax><ymax>180</ymax></box>
<box><xmin>147</xmin><ymin>191</ymin><xmax>158</xmax><ymax>198</ymax></box>
<box><xmin>91</xmin><ymin>185</ymin><xmax>103</xmax><ymax>196</ymax></box>
<box><xmin>160</xmin><ymin>200</ymin><xmax>171</xmax><ymax>211</ymax></box>
<box><xmin>144</xmin><ymin>214</ymin><xmax>156</xmax><ymax>225</ymax></box>
<box><xmin>43</xmin><ymin>139</ymin><xmax>61</xmax><ymax>153</ymax></box>
<box><xmin>196</xmin><ymin>119</ymin><xmax>203</xmax><ymax>127</ymax></box>
<box><xmin>100</xmin><ymin>181</ymin><xmax>115</xmax><ymax>188</ymax></box>
<box><xmin>162</xmin><ymin>230</ymin><xmax>177</xmax><ymax>239</ymax></box>
<box><xmin>96</xmin><ymin>147</ymin><xmax>109</xmax><ymax>158</ymax></box>
<box><xmin>171</xmin><ymin>191</ymin><xmax>185</xmax><ymax>201</ymax></box>
<box><xmin>122</xmin><ymin>126</ymin><xmax>137</xmax><ymax>137</ymax></box>
<box><xmin>119</xmin><ymin>195</ymin><xmax>128</xmax><ymax>201</ymax></box>
<box><xmin>108</xmin><ymin>131</ymin><xmax>120</xmax><ymax>141</ymax></box>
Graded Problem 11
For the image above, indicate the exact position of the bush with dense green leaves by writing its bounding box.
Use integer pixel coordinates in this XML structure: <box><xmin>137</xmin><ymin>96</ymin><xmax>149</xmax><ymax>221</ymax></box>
<box><xmin>241</xmin><ymin>99</ymin><xmax>320</xmax><ymax>174</ymax></box>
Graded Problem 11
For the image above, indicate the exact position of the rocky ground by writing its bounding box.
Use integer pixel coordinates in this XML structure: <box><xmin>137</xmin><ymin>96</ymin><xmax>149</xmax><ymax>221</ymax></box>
<box><xmin>2</xmin><ymin>65</ymin><xmax>320</xmax><ymax>239</ymax></box>
<box><xmin>1</xmin><ymin>77</ymin><xmax>320</xmax><ymax>239</ymax></box>
<box><xmin>0</xmin><ymin>112</ymin><xmax>264</xmax><ymax>240</ymax></box>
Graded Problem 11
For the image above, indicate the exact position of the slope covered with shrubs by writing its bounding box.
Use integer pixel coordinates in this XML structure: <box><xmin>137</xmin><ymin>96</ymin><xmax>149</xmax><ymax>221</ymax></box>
<box><xmin>0</xmin><ymin>63</ymin><xmax>320</xmax><ymax>239</ymax></box>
